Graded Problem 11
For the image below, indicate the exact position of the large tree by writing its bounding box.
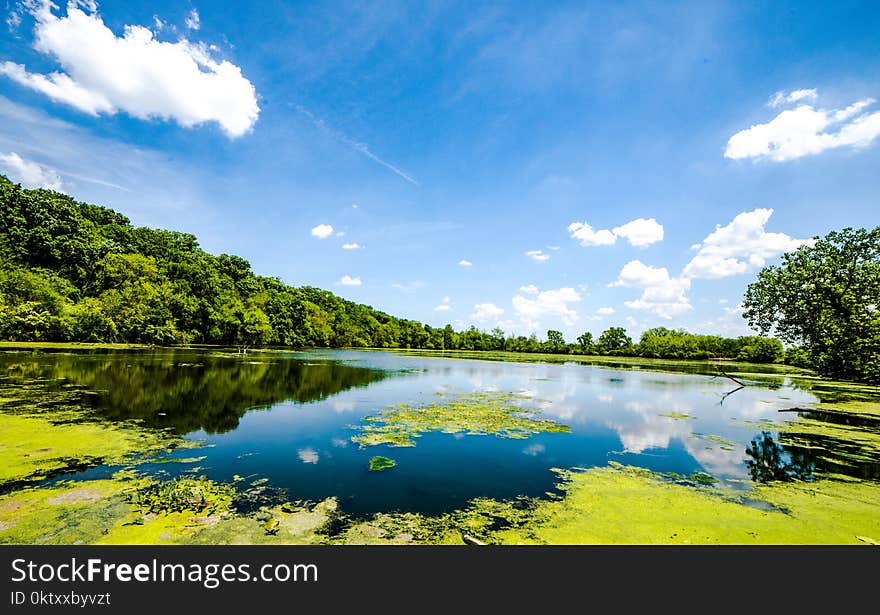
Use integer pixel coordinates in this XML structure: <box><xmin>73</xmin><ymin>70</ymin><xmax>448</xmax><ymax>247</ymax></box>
<box><xmin>596</xmin><ymin>327</ymin><xmax>632</xmax><ymax>353</ymax></box>
<box><xmin>742</xmin><ymin>227</ymin><xmax>880</xmax><ymax>383</ymax></box>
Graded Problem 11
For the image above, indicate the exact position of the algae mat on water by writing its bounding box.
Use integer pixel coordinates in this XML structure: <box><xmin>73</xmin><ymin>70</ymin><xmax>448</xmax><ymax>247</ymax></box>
<box><xmin>350</xmin><ymin>392</ymin><xmax>570</xmax><ymax>448</ymax></box>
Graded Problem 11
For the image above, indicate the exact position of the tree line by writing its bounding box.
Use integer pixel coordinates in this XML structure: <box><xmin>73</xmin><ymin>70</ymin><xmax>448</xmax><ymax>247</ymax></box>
<box><xmin>2</xmin><ymin>175</ymin><xmax>876</xmax><ymax>380</ymax></box>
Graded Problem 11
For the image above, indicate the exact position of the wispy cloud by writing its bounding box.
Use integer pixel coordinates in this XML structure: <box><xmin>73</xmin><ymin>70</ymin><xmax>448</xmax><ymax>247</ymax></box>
<box><xmin>296</xmin><ymin>106</ymin><xmax>418</xmax><ymax>185</ymax></box>
<box><xmin>526</xmin><ymin>249</ymin><xmax>550</xmax><ymax>262</ymax></box>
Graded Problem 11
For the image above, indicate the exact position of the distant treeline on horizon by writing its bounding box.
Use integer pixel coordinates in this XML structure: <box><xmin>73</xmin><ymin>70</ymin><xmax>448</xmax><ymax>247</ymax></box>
<box><xmin>0</xmin><ymin>175</ymin><xmax>791</xmax><ymax>364</ymax></box>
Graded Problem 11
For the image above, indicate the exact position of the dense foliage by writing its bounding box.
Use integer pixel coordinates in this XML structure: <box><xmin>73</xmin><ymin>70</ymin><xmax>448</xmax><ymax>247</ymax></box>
<box><xmin>744</xmin><ymin>227</ymin><xmax>880</xmax><ymax>383</ymax></box>
<box><xmin>0</xmin><ymin>176</ymin><xmax>785</xmax><ymax>363</ymax></box>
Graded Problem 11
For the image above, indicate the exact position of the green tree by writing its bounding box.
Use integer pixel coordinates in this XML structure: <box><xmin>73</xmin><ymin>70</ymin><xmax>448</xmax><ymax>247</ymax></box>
<box><xmin>596</xmin><ymin>326</ymin><xmax>632</xmax><ymax>354</ymax></box>
<box><xmin>735</xmin><ymin>336</ymin><xmax>784</xmax><ymax>364</ymax></box>
<box><xmin>743</xmin><ymin>227</ymin><xmax>880</xmax><ymax>382</ymax></box>
<box><xmin>576</xmin><ymin>331</ymin><xmax>594</xmax><ymax>354</ymax></box>
<box><xmin>546</xmin><ymin>329</ymin><xmax>565</xmax><ymax>353</ymax></box>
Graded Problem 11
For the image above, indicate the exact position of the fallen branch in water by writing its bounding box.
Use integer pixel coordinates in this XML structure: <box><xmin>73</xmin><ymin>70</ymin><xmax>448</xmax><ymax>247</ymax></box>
<box><xmin>713</xmin><ymin>367</ymin><xmax>745</xmax><ymax>387</ymax></box>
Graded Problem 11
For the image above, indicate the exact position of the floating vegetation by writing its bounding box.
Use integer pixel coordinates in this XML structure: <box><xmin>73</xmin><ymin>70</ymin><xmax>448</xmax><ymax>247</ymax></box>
<box><xmin>124</xmin><ymin>477</ymin><xmax>234</xmax><ymax>515</ymax></box>
<box><xmin>659</xmin><ymin>411</ymin><xmax>696</xmax><ymax>420</ymax></box>
<box><xmin>0</xmin><ymin>409</ymin><xmax>183</xmax><ymax>487</ymax></box>
<box><xmin>350</xmin><ymin>392</ymin><xmax>570</xmax><ymax>448</ymax></box>
<box><xmin>369</xmin><ymin>456</ymin><xmax>397</xmax><ymax>472</ymax></box>
<box><xmin>690</xmin><ymin>433</ymin><xmax>738</xmax><ymax>451</ymax></box>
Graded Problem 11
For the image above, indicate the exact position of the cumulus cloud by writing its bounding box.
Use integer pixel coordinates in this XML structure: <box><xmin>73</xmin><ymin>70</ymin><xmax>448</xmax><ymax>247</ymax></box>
<box><xmin>610</xmin><ymin>260</ymin><xmax>692</xmax><ymax>319</ymax></box>
<box><xmin>519</xmin><ymin>284</ymin><xmax>539</xmax><ymax>294</ymax></box>
<box><xmin>682</xmin><ymin>208</ymin><xmax>812</xmax><ymax>279</ymax></box>
<box><xmin>512</xmin><ymin>286</ymin><xmax>581</xmax><ymax>327</ymax></box>
<box><xmin>611</xmin><ymin>218</ymin><xmax>664</xmax><ymax>247</ymax></box>
<box><xmin>610</xmin><ymin>209</ymin><xmax>808</xmax><ymax>319</ymax></box>
<box><xmin>567</xmin><ymin>222</ymin><xmax>617</xmax><ymax>246</ymax></box>
<box><xmin>311</xmin><ymin>224</ymin><xmax>334</xmax><ymax>239</ymax></box>
<box><xmin>471</xmin><ymin>303</ymin><xmax>504</xmax><ymax>322</ymax></box>
<box><xmin>339</xmin><ymin>275</ymin><xmax>361</xmax><ymax>287</ymax></box>
<box><xmin>596</xmin><ymin>306</ymin><xmax>615</xmax><ymax>316</ymax></box>
<box><xmin>568</xmin><ymin>217</ymin><xmax>664</xmax><ymax>247</ymax></box>
<box><xmin>725</xmin><ymin>92</ymin><xmax>880</xmax><ymax>161</ymax></box>
<box><xmin>342</xmin><ymin>242</ymin><xmax>361</xmax><ymax>250</ymax></box>
<box><xmin>458</xmin><ymin>259</ymin><xmax>473</xmax><ymax>267</ymax></box>
<box><xmin>526</xmin><ymin>249</ymin><xmax>550</xmax><ymax>262</ymax></box>
<box><xmin>0</xmin><ymin>151</ymin><xmax>64</xmax><ymax>190</ymax></box>
<box><xmin>0</xmin><ymin>3</ymin><xmax>259</xmax><ymax>137</ymax></box>
<box><xmin>434</xmin><ymin>296</ymin><xmax>451</xmax><ymax>311</ymax></box>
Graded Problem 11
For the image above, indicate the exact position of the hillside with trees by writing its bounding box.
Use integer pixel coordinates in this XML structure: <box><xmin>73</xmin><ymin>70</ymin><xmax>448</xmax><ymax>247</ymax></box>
<box><xmin>0</xmin><ymin>175</ymin><xmax>799</xmax><ymax>365</ymax></box>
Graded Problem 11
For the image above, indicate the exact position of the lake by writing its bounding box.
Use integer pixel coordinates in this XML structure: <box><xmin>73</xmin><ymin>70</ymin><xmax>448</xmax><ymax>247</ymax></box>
<box><xmin>0</xmin><ymin>347</ymin><xmax>855</xmax><ymax>517</ymax></box>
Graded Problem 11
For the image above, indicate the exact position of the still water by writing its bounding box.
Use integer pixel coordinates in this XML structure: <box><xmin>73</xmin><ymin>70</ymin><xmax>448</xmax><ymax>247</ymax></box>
<box><xmin>1</xmin><ymin>348</ymin><xmax>835</xmax><ymax>515</ymax></box>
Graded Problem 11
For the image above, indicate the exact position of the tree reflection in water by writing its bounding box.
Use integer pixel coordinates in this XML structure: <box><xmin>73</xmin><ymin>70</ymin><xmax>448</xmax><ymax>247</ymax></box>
<box><xmin>0</xmin><ymin>350</ymin><xmax>392</xmax><ymax>434</ymax></box>
<box><xmin>745</xmin><ymin>431</ymin><xmax>815</xmax><ymax>483</ymax></box>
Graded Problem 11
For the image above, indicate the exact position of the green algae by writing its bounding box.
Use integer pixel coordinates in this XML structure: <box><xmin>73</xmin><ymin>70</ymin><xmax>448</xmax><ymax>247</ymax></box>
<box><xmin>690</xmin><ymin>433</ymin><xmax>738</xmax><ymax>451</ymax></box>
<box><xmin>659</xmin><ymin>411</ymin><xmax>696</xmax><ymax>420</ymax></box>
<box><xmin>0</xmin><ymin>412</ymin><xmax>179</xmax><ymax>486</ymax></box>
<box><xmin>350</xmin><ymin>392</ymin><xmax>570</xmax><ymax>448</ymax></box>
<box><xmin>494</xmin><ymin>465</ymin><xmax>880</xmax><ymax>544</ymax></box>
<box><xmin>369</xmin><ymin>456</ymin><xmax>397</xmax><ymax>471</ymax></box>
<box><xmin>124</xmin><ymin>476</ymin><xmax>235</xmax><ymax>515</ymax></box>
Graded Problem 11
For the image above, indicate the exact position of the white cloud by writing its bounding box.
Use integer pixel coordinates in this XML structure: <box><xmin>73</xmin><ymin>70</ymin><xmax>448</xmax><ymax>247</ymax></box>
<box><xmin>768</xmin><ymin>88</ymin><xmax>817</xmax><ymax>108</ymax></box>
<box><xmin>342</xmin><ymin>242</ymin><xmax>361</xmax><ymax>250</ymax></box>
<box><xmin>526</xmin><ymin>249</ymin><xmax>550</xmax><ymax>262</ymax></box>
<box><xmin>725</xmin><ymin>94</ymin><xmax>880</xmax><ymax>161</ymax></box>
<box><xmin>682</xmin><ymin>208</ymin><xmax>812</xmax><ymax>279</ymax></box>
<box><xmin>611</xmin><ymin>218</ymin><xmax>664</xmax><ymax>247</ymax></box>
<box><xmin>471</xmin><ymin>303</ymin><xmax>504</xmax><ymax>322</ymax></box>
<box><xmin>458</xmin><ymin>259</ymin><xmax>473</xmax><ymax>267</ymax></box>
<box><xmin>596</xmin><ymin>306</ymin><xmax>615</xmax><ymax>316</ymax></box>
<box><xmin>0</xmin><ymin>151</ymin><xmax>64</xmax><ymax>190</ymax></box>
<box><xmin>311</xmin><ymin>224</ymin><xmax>334</xmax><ymax>239</ymax></box>
<box><xmin>512</xmin><ymin>286</ymin><xmax>581</xmax><ymax>327</ymax></box>
<box><xmin>184</xmin><ymin>9</ymin><xmax>201</xmax><ymax>31</ymax></box>
<box><xmin>611</xmin><ymin>260</ymin><xmax>692</xmax><ymax>319</ymax></box>
<box><xmin>297</xmin><ymin>447</ymin><xmax>319</xmax><ymax>464</ymax></box>
<box><xmin>339</xmin><ymin>275</ymin><xmax>361</xmax><ymax>287</ymax></box>
<box><xmin>567</xmin><ymin>221</ymin><xmax>617</xmax><ymax>246</ymax></box>
<box><xmin>7</xmin><ymin>11</ymin><xmax>22</xmax><ymax>30</ymax></box>
<box><xmin>568</xmin><ymin>217</ymin><xmax>664</xmax><ymax>247</ymax></box>
<box><xmin>434</xmin><ymin>296</ymin><xmax>452</xmax><ymax>310</ymax></box>
<box><xmin>0</xmin><ymin>4</ymin><xmax>259</xmax><ymax>137</ymax></box>
<box><xmin>519</xmin><ymin>284</ymin><xmax>539</xmax><ymax>294</ymax></box>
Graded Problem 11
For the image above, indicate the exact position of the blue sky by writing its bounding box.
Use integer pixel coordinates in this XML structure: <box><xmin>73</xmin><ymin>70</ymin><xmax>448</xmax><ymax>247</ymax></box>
<box><xmin>1</xmin><ymin>1</ymin><xmax>878</xmax><ymax>341</ymax></box>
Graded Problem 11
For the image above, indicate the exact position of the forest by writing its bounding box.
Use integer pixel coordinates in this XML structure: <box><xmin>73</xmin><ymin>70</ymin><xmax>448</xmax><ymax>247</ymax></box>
<box><xmin>0</xmin><ymin>175</ymin><xmax>788</xmax><ymax>363</ymax></box>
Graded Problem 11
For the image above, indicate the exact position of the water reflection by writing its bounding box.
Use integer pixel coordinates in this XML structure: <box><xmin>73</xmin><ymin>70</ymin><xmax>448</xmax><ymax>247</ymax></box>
<box><xmin>3</xmin><ymin>348</ymin><xmax>879</xmax><ymax>515</ymax></box>
<box><xmin>0</xmin><ymin>350</ymin><xmax>391</xmax><ymax>434</ymax></box>
<box><xmin>745</xmin><ymin>431</ymin><xmax>814</xmax><ymax>482</ymax></box>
